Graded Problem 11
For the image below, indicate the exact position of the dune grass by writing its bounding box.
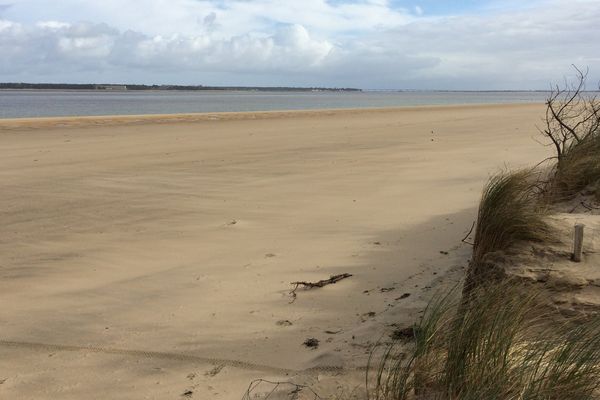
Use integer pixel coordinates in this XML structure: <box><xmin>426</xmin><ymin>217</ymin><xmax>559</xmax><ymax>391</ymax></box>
<box><xmin>366</xmin><ymin>80</ymin><xmax>600</xmax><ymax>399</ymax></box>
<box><xmin>471</xmin><ymin>169</ymin><xmax>553</xmax><ymax>265</ymax></box>
<box><xmin>546</xmin><ymin>130</ymin><xmax>600</xmax><ymax>203</ymax></box>
<box><xmin>368</xmin><ymin>283</ymin><xmax>600</xmax><ymax>400</ymax></box>
<box><xmin>367</xmin><ymin>171</ymin><xmax>599</xmax><ymax>399</ymax></box>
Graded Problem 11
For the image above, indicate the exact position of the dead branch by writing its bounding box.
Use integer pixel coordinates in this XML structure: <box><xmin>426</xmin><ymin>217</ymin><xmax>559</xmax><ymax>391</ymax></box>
<box><xmin>541</xmin><ymin>65</ymin><xmax>600</xmax><ymax>160</ymax></box>
<box><xmin>289</xmin><ymin>273</ymin><xmax>352</xmax><ymax>303</ymax></box>
<box><xmin>291</xmin><ymin>273</ymin><xmax>353</xmax><ymax>289</ymax></box>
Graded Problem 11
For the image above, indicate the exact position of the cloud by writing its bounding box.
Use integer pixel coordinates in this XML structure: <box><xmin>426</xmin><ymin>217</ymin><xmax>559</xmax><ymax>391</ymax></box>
<box><xmin>0</xmin><ymin>3</ymin><xmax>11</xmax><ymax>14</ymax></box>
<box><xmin>2</xmin><ymin>0</ymin><xmax>412</xmax><ymax>38</ymax></box>
<box><xmin>0</xmin><ymin>0</ymin><xmax>599</xmax><ymax>88</ymax></box>
<box><xmin>0</xmin><ymin>19</ymin><xmax>335</xmax><ymax>76</ymax></box>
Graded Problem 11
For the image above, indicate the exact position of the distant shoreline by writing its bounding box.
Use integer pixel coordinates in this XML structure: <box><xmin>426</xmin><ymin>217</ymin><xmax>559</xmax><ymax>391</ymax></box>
<box><xmin>0</xmin><ymin>90</ymin><xmax>552</xmax><ymax>119</ymax></box>
<box><xmin>0</xmin><ymin>83</ymin><xmax>361</xmax><ymax>92</ymax></box>
<box><xmin>0</xmin><ymin>87</ymin><xmax>565</xmax><ymax>93</ymax></box>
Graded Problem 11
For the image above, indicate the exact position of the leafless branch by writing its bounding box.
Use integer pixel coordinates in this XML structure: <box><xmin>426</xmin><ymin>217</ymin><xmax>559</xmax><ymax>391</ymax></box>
<box><xmin>289</xmin><ymin>273</ymin><xmax>353</xmax><ymax>303</ymax></box>
<box><xmin>541</xmin><ymin>65</ymin><xmax>600</xmax><ymax>160</ymax></box>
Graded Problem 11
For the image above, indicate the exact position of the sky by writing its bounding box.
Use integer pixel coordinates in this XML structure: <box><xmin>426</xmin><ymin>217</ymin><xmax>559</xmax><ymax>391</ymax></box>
<box><xmin>0</xmin><ymin>0</ymin><xmax>599</xmax><ymax>89</ymax></box>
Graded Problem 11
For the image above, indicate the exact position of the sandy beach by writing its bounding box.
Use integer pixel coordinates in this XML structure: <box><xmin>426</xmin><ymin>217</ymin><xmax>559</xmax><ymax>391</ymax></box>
<box><xmin>0</xmin><ymin>104</ymin><xmax>549</xmax><ymax>399</ymax></box>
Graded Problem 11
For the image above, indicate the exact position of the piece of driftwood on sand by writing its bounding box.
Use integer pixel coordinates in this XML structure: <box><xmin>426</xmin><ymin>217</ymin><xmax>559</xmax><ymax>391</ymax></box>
<box><xmin>289</xmin><ymin>273</ymin><xmax>353</xmax><ymax>303</ymax></box>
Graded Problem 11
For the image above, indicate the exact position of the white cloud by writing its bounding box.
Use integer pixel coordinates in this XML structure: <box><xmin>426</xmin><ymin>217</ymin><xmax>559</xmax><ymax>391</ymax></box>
<box><xmin>0</xmin><ymin>0</ymin><xmax>599</xmax><ymax>88</ymax></box>
<box><xmin>36</xmin><ymin>20</ymin><xmax>70</xmax><ymax>30</ymax></box>
<box><xmin>0</xmin><ymin>18</ymin><xmax>335</xmax><ymax>76</ymax></box>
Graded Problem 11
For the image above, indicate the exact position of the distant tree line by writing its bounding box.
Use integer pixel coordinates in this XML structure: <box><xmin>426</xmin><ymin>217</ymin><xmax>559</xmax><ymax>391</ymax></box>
<box><xmin>1</xmin><ymin>83</ymin><xmax>98</xmax><ymax>90</ymax></box>
<box><xmin>0</xmin><ymin>83</ymin><xmax>361</xmax><ymax>92</ymax></box>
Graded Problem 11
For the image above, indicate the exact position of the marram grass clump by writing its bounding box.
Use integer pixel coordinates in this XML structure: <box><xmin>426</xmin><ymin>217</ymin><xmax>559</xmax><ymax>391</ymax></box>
<box><xmin>368</xmin><ymin>282</ymin><xmax>600</xmax><ymax>400</ymax></box>
<box><xmin>546</xmin><ymin>130</ymin><xmax>600</xmax><ymax>203</ymax></box>
<box><xmin>472</xmin><ymin>169</ymin><xmax>553</xmax><ymax>264</ymax></box>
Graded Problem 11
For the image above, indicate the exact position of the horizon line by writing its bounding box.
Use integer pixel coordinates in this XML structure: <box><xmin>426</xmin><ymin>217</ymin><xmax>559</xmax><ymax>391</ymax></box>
<box><xmin>0</xmin><ymin>82</ymin><xmax>574</xmax><ymax>93</ymax></box>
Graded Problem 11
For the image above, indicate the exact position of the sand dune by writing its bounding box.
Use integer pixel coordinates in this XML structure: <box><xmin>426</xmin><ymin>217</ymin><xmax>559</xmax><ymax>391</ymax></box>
<box><xmin>0</xmin><ymin>104</ymin><xmax>549</xmax><ymax>399</ymax></box>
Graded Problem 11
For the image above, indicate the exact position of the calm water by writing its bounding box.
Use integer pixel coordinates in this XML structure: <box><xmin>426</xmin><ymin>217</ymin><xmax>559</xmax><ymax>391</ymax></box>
<box><xmin>0</xmin><ymin>90</ymin><xmax>549</xmax><ymax>119</ymax></box>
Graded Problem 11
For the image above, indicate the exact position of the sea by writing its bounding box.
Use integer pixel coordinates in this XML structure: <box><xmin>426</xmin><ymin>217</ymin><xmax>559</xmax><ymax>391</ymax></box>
<box><xmin>0</xmin><ymin>90</ymin><xmax>549</xmax><ymax>119</ymax></box>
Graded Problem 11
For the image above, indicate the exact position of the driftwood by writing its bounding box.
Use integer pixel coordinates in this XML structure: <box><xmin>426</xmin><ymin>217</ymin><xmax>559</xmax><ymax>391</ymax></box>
<box><xmin>289</xmin><ymin>273</ymin><xmax>352</xmax><ymax>303</ymax></box>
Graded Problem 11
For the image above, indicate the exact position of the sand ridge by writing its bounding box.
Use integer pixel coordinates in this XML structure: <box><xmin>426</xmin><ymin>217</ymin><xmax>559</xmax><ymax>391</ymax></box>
<box><xmin>0</xmin><ymin>103</ymin><xmax>542</xmax><ymax>130</ymax></box>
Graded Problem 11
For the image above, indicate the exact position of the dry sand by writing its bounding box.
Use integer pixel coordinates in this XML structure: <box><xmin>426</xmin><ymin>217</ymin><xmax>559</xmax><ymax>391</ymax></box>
<box><xmin>0</xmin><ymin>104</ymin><xmax>549</xmax><ymax>399</ymax></box>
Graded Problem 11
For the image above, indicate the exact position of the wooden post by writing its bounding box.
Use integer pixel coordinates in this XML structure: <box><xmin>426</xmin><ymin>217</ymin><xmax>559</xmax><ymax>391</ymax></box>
<box><xmin>572</xmin><ymin>223</ymin><xmax>585</xmax><ymax>262</ymax></box>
